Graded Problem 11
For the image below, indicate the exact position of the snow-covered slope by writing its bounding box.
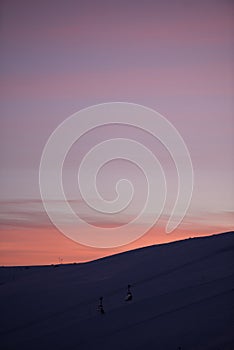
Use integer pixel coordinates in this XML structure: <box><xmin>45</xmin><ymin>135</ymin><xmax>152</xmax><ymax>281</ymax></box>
<box><xmin>0</xmin><ymin>232</ymin><xmax>233</xmax><ymax>350</ymax></box>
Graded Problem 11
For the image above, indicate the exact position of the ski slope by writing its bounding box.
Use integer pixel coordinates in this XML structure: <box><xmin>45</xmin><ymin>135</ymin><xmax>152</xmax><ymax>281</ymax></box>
<box><xmin>0</xmin><ymin>232</ymin><xmax>233</xmax><ymax>350</ymax></box>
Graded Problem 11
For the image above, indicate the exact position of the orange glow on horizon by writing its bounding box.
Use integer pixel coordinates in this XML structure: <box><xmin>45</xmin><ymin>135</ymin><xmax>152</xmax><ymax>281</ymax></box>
<box><xmin>0</xmin><ymin>224</ymin><xmax>230</xmax><ymax>266</ymax></box>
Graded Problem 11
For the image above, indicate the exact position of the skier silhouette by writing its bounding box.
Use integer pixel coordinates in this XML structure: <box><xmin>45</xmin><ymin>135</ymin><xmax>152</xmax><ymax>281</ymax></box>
<box><xmin>97</xmin><ymin>296</ymin><xmax>105</xmax><ymax>314</ymax></box>
<box><xmin>125</xmin><ymin>284</ymin><xmax>132</xmax><ymax>301</ymax></box>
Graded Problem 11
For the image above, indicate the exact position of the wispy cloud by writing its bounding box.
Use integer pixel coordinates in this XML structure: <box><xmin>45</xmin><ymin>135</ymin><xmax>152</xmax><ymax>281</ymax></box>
<box><xmin>0</xmin><ymin>199</ymin><xmax>233</xmax><ymax>231</ymax></box>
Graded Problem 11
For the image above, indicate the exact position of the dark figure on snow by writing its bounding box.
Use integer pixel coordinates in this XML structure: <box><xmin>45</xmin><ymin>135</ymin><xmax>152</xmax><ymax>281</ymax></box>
<box><xmin>97</xmin><ymin>296</ymin><xmax>105</xmax><ymax>314</ymax></box>
<box><xmin>125</xmin><ymin>284</ymin><xmax>132</xmax><ymax>301</ymax></box>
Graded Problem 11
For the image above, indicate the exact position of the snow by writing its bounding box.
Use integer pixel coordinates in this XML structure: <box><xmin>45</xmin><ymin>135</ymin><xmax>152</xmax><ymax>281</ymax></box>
<box><xmin>0</xmin><ymin>232</ymin><xmax>233</xmax><ymax>350</ymax></box>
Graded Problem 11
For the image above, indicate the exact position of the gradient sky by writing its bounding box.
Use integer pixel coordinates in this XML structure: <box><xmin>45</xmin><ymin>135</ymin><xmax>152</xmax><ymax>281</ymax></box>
<box><xmin>0</xmin><ymin>0</ymin><xmax>233</xmax><ymax>265</ymax></box>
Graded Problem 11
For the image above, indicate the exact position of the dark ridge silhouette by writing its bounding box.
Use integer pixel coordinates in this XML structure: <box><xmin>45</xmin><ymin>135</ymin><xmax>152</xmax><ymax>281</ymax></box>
<box><xmin>0</xmin><ymin>231</ymin><xmax>233</xmax><ymax>350</ymax></box>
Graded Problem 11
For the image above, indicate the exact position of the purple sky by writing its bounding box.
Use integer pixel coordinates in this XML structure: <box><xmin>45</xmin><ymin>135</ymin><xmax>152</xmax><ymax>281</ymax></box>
<box><xmin>0</xmin><ymin>0</ymin><xmax>233</xmax><ymax>265</ymax></box>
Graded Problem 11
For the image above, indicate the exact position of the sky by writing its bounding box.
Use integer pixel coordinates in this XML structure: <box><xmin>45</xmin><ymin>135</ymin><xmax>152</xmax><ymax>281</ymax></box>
<box><xmin>0</xmin><ymin>0</ymin><xmax>234</xmax><ymax>265</ymax></box>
